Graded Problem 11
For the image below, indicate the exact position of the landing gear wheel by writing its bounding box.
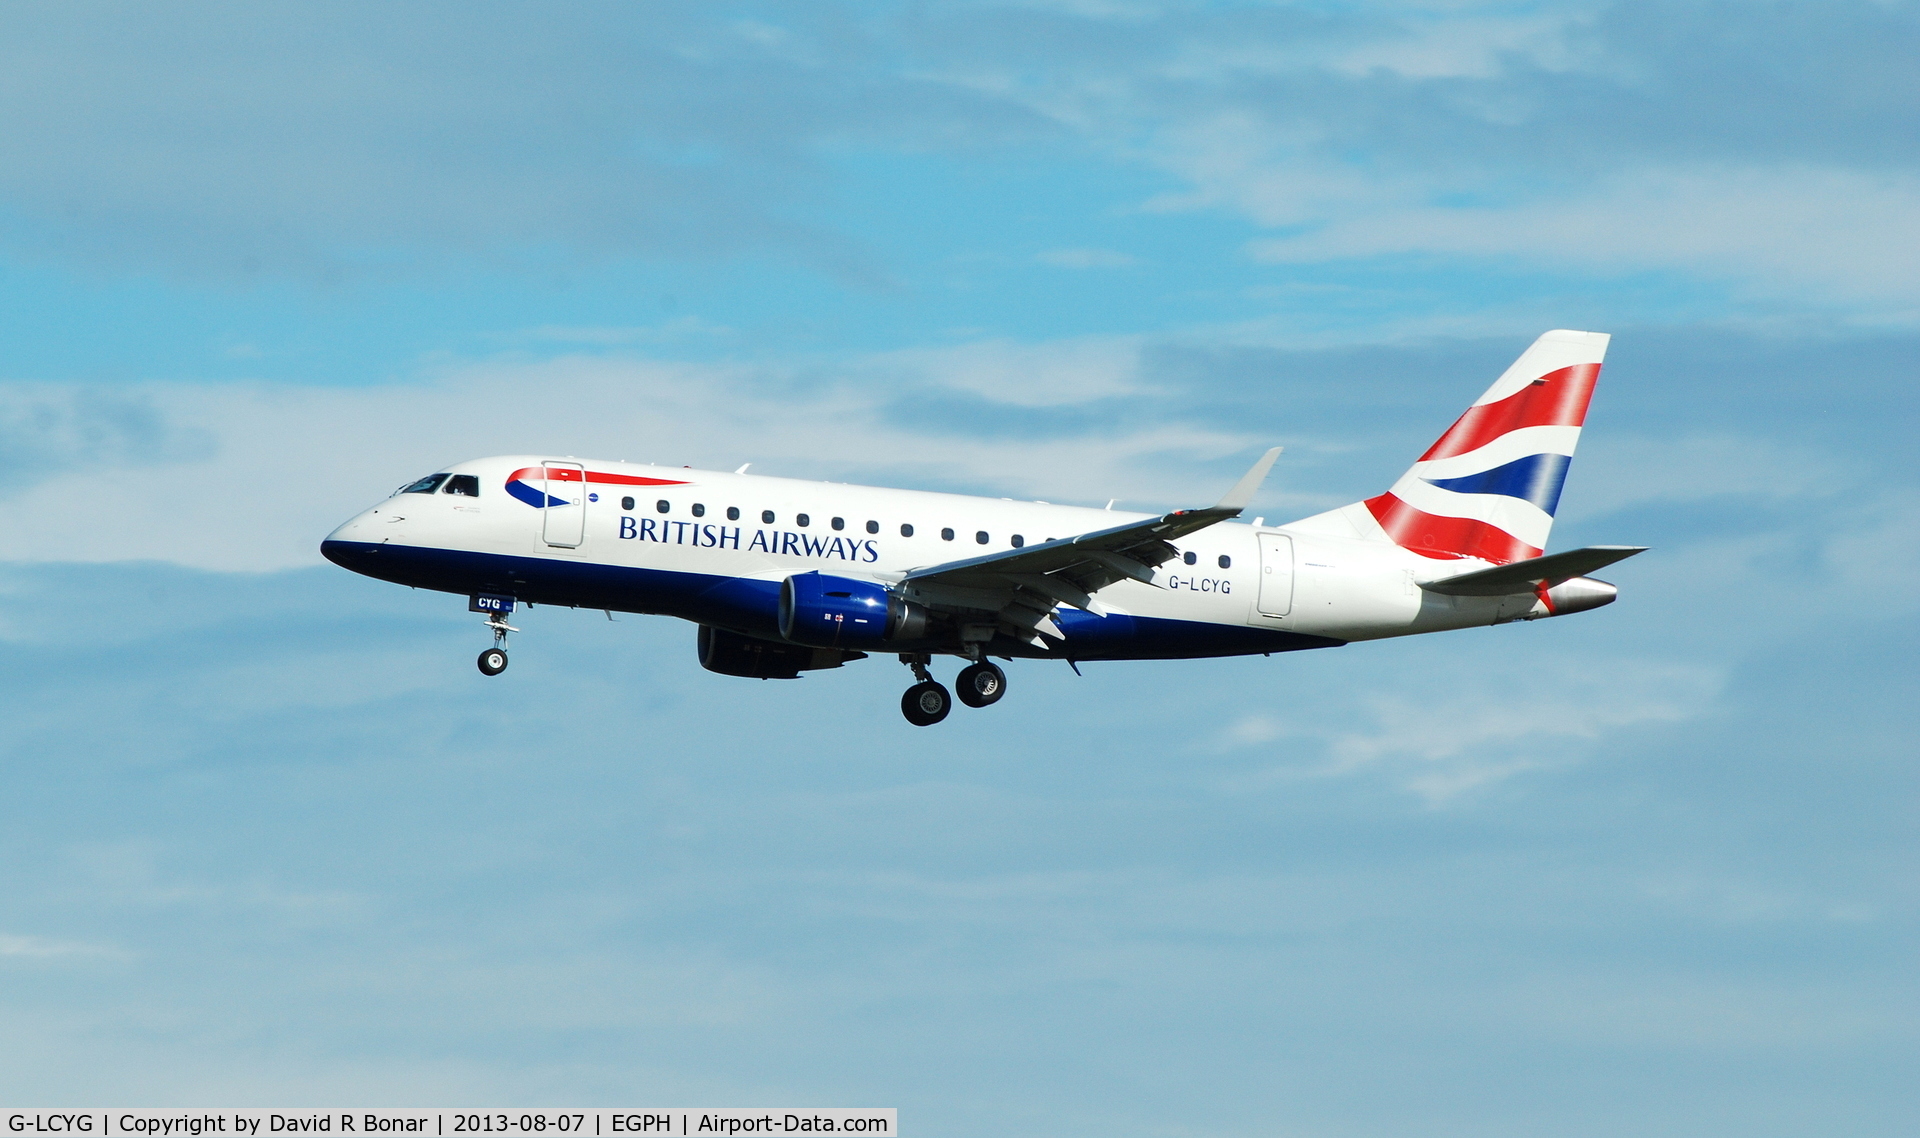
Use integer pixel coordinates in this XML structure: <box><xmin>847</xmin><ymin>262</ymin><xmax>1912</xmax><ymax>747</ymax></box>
<box><xmin>901</xmin><ymin>681</ymin><xmax>952</xmax><ymax>726</ymax></box>
<box><xmin>478</xmin><ymin>647</ymin><xmax>509</xmax><ymax>676</ymax></box>
<box><xmin>955</xmin><ymin>662</ymin><xmax>1007</xmax><ymax>708</ymax></box>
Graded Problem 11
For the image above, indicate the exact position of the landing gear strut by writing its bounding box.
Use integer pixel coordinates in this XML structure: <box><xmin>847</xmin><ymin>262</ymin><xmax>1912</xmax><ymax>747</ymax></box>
<box><xmin>899</xmin><ymin>653</ymin><xmax>951</xmax><ymax>726</ymax></box>
<box><xmin>478</xmin><ymin>609</ymin><xmax>518</xmax><ymax>676</ymax></box>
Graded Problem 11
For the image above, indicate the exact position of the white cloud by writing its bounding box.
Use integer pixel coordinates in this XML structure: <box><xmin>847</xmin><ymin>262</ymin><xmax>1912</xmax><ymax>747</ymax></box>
<box><xmin>1643</xmin><ymin>875</ymin><xmax>1883</xmax><ymax>927</ymax></box>
<box><xmin>855</xmin><ymin>334</ymin><xmax>1147</xmax><ymax>405</ymax></box>
<box><xmin>0</xmin><ymin>933</ymin><xmax>122</xmax><ymax>960</ymax></box>
<box><xmin>1592</xmin><ymin>487</ymin><xmax>1920</xmax><ymax>660</ymax></box>
<box><xmin>1222</xmin><ymin>657</ymin><xmax>1722</xmax><ymax>804</ymax></box>
<box><xmin>966</xmin><ymin>6</ymin><xmax>1920</xmax><ymax>319</ymax></box>
<box><xmin>0</xmin><ymin>338</ymin><xmax>1269</xmax><ymax>571</ymax></box>
<box><xmin>1141</xmin><ymin>114</ymin><xmax>1397</xmax><ymax>228</ymax></box>
<box><xmin>1565</xmin><ymin>433</ymin><xmax>1853</xmax><ymax>518</ymax></box>
<box><xmin>1821</xmin><ymin>488</ymin><xmax>1920</xmax><ymax>612</ymax></box>
<box><xmin>1498</xmin><ymin>972</ymin><xmax>1906</xmax><ymax>1049</ymax></box>
<box><xmin>0</xmin><ymin>2</ymin><xmax>1911</xmax><ymax>325</ymax></box>
<box><xmin>1325</xmin><ymin>11</ymin><xmax>1589</xmax><ymax>81</ymax></box>
<box><xmin>67</xmin><ymin>841</ymin><xmax>363</xmax><ymax>923</ymax></box>
<box><xmin>1245</xmin><ymin>167</ymin><xmax>1920</xmax><ymax>317</ymax></box>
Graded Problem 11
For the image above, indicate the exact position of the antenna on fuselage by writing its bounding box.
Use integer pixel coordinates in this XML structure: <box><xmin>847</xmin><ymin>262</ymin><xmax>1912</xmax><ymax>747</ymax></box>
<box><xmin>735</xmin><ymin>463</ymin><xmax>752</xmax><ymax>474</ymax></box>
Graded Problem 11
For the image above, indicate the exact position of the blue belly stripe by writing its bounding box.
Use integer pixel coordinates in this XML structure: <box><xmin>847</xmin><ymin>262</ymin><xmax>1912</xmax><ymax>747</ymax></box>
<box><xmin>319</xmin><ymin>540</ymin><xmax>1344</xmax><ymax>662</ymax></box>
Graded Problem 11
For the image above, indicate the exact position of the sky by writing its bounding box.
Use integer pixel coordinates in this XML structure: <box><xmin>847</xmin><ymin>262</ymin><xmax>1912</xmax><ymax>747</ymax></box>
<box><xmin>1</xmin><ymin>2</ymin><xmax>1915</xmax><ymax>1133</ymax></box>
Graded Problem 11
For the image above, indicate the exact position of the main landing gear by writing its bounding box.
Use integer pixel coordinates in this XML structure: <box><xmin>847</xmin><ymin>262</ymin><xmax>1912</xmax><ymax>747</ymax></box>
<box><xmin>898</xmin><ymin>654</ymin><xmax>1008</xmax><ymax>726</ymax></box>
<box><xmin>900</xmin><ymin>654</ymin><xmax>949</xmax><ymax>726</ymax></box>
<box><xmin>955</xmin><ymin>661</ymin><xmax>1006</xmax><ymax>708</ymax></box>
<box><xmin>478</xmin><ymin>609</ymin><xmax>518</xmax><ymax>676</ymax></box>
<box><xmin>902</xmin><ymin>679</ymin><xmax>951</xmax><ymax>726</ymax></box>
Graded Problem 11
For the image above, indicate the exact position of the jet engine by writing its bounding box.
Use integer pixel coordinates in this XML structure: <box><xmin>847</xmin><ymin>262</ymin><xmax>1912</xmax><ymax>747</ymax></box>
<box><xmin>779</xmin><ymin>572</ymin><xmax>932</xmax><ymax>650</ymax></box>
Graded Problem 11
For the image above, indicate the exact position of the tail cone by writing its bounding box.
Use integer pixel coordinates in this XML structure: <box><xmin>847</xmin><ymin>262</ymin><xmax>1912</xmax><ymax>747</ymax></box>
<box><xmin>1528</xmin><ymin>576</ymin><xmax>1617</xmax><ymax>619</ymax></box>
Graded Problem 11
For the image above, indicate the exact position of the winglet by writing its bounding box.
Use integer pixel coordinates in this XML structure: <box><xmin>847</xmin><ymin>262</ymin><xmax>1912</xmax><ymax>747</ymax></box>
<box><xmin>1215</xmin><ymin>447</ymin><xmax>1282</xmax><ymax>513</ymax></box>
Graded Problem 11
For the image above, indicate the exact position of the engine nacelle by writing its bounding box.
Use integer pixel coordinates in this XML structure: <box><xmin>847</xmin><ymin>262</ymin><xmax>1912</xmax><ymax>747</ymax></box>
<box><xmin>779</xmin><ymin>572</ymin><xmax>931</xmax><ymax>650</ymax></box>
<box><xmin>697</xmin><ymin>624</ymin><xmax>864</xmax><ymax>679</ymax></box>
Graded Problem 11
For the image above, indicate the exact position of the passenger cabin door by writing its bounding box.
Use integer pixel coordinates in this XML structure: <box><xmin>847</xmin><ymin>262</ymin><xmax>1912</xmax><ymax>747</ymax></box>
<box><xmin>1257</xmin><ymin>533</ymin><xmax>1294</xmax><ymax>617</ymax></box>
<box><xmin>541</xmin><ymin>461</ymin><xmax>587</xmax><ymax>548</ymax></box>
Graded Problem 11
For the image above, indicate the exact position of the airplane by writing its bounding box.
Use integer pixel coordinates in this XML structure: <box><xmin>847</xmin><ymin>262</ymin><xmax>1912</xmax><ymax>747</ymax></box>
<box><xmin>322</xmin><ymin>329</ymin><xmax>1643</xmax><ymax>725</ymax></box>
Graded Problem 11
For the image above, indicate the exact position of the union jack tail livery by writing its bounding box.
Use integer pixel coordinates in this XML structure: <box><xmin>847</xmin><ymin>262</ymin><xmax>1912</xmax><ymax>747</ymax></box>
<box><xmin>1362</xmin><ymin>329</ymin><xmax>1608</xmax><ymax>564</ymax></box>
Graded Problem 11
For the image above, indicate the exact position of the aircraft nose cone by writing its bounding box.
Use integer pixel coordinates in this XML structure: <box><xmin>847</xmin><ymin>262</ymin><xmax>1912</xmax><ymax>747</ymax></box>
<box><xmin>320</xmin><ymin>538</ymin><xmax>357</xmax><ymax>569</ymax></box>
<box><xmin>321</xmin><ymin>510</ymin><xmax>384</xmax><ymax>571</ymax></box>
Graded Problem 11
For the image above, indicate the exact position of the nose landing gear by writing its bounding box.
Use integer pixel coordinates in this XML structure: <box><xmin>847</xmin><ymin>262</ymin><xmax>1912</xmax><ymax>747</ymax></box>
<box><xmin>478</xmin><ymin>609</ymin><xmax>517</xmax><ymax>676</ymax></box>
<box><xmin>468</xmin><ymin>595</ymin><xmax>521</xmax><ymax>677</ymax></box>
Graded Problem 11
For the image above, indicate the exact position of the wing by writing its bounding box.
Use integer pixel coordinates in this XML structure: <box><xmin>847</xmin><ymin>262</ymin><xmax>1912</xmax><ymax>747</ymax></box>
<box><xmin>899</xmin><ymin>448</ymin><xmax>1281</xmax><ymax>647</ymax></box>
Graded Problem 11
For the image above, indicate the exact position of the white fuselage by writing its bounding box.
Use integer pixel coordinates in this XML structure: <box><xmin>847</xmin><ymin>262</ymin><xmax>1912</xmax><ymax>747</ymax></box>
<box><xmin>323</xmin><ymin>455</ymin><xmax>1541</xmax><ymax>660</ymax></box>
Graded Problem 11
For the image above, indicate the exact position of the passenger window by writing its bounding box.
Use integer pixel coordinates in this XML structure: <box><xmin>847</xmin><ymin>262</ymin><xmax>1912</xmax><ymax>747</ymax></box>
<box><xmin>940</xmin><ymin>527</ymin><xmax>954</xmax><ymax>541</ymax></box>
<box><xmin>866</xmin><ymin>520</ymin><xmax>879</xmax><ymax>534</ymax></box>
<box><xmin>692</xmin><ymin>503</ymin><xmax>706</xmax><ymax>517</ymax></box>
<box><xmin>1183</xmin><ymin>551</ymin><xmax>1197</xmax><ymax>565</ymax></box>
<box><xmin>762</xmin><ymin>510</ymin><xmax>775</xmax><ymax>524</ymax></box>
<box><xmin>621</xmin><ymin>497</ymin><xmax>635</xmax><ymax>511</ymax></box>
<box><xmin>728</xmin><ymin>507</ymin><xmax>741</xmax><ymax>521</ymax></box>
<box><xmin>656</xmin><ymin>500</ymin><xmax>671</xmax><ymax>513</ymax></box>
<box><xmin>442</xmin><ymin>474</ymin><xmax>480</xmax><ymax>497</ymax></box>
<box><xmin>1011</xmin><ymin>534</ymin><xmax>1024</xmax><ymax>548</ymax></box>
<box><xmin>1218</xmin><ymin>554</ymin><xmax>1232</xmax><ymax>569</ymax></box>
<box><xmin>975</xmin><ymin>531</ymin><xmax>989</xmax><ymax>545</ymax></box>
<box><xmin>399</xmin><ymin>474</ymin><xmax>448</xmax><ymax>495</ymax></box>
<box><xmin>797</xmin><ymin>513</ymin><xmax>811</xmax><ymax>527</ymax></box>
<box><xmin>831</xmin><ymin>517</ymin><xmax>844</xmax><ymax>531</ymax></box>
<box><xmin>901</xmin><ymin>524</ymin><xmax>915</xmax><ymax>537</ymax></box>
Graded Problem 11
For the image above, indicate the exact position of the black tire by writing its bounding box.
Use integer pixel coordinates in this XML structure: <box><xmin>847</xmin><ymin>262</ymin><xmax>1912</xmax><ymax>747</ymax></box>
<box><xmin>901</xmin><ymin>680</ymin><xmax>952</xmax><ymax>726</ymax></box>
<box><xmin>955</xmin><ymin>662</ymin><xmax>1007</xmax><ymax>708</ymax></box>
<box><xmin>477</xmin><ymin>648</ymin><xmax>509</xmax><ymax>676</ymax></box>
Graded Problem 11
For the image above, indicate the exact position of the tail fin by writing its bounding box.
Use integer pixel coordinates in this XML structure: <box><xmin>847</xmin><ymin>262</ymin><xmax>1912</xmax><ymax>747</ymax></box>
<box><xmin>1353</xmin><ymin>330</ymin><xmax>1609</xmax><ymax>564</ymax></box>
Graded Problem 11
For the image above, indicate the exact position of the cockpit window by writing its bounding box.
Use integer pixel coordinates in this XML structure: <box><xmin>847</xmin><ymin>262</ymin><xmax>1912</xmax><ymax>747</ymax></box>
<box><xmin>442</xmin><ymin>474</ymin><xmax>480</xmax><ymax>497</ymax></box>
<box><xmin>399</xmin><ymin>474</ymin><xmax>449</xmax><ymax>495</ymax></box>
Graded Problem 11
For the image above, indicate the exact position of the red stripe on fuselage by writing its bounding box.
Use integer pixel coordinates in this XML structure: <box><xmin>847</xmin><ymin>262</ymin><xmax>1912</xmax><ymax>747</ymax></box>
<box><xmin>507</xmin><ymin>467</ymin><xmax>691</xmax><ymax>487</ymax></box>
<box><xmin>1419</xmin><ymin>362</ymin><xmax>1601</xmax><ymax>462</ymax></box>
<box><xmin>1363</xmin><ymin>493</ymin><xmax>1542</xmax><ymax>564</ymax></box>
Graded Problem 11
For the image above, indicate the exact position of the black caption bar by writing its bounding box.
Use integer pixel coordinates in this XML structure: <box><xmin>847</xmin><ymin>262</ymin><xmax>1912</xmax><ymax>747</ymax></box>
<box><xmin>3</xmin><ymin>1112</ymin><xmax>895</xmax><ymax>1138</ymax></box>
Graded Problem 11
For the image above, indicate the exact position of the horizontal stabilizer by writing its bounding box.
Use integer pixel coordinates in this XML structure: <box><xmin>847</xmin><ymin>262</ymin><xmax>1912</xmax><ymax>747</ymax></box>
<box><xmin>1420</xmin><ymin>545</ymin><xmax>1647</xmax><ymax>596</ymax></box>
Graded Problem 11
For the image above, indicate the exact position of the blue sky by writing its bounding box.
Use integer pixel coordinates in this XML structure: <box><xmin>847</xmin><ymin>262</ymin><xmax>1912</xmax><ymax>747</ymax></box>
<box><xmin>1</xmin><ymin>2</ymin><xmax>1915</xmax><ymax>1134</ymax></box>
